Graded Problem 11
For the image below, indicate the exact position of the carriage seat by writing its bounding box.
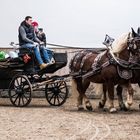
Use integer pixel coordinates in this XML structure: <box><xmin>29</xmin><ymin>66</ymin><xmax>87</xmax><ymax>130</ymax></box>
<box><xmin>18</xmin><ymin>47</ymin><xmax>34</xmax><ymax>56</ymax></box>
<box><xmin>18</xmin><ymin>47</ymin><xmax>35</xmax><ymax>65</ymax></box>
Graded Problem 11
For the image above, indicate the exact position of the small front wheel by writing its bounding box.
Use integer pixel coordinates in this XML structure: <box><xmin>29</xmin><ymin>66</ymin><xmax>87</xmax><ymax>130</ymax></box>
<box><xmin>45</xmin><ymin>80</ymin><xmax>68</xmax><ymax>106</ymax></box>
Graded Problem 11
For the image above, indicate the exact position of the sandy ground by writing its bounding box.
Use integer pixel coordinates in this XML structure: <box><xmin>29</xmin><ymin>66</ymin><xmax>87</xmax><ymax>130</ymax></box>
<box><xmin>0</xmin><ymin>95</ymin><xmax>140</xmax><ymax>140</ymax></box>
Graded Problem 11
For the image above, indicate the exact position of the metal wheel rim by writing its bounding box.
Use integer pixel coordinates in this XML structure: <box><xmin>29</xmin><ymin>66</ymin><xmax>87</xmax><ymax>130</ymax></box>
<box><xmin>45</xmin><ymin>80</ymin><xmax>68</xmax><ymax>106</ymax></box>
<box><xmin>8</xmin><ymin>75</ymin><xmax>32</xmax><ymax>107</ymax></box>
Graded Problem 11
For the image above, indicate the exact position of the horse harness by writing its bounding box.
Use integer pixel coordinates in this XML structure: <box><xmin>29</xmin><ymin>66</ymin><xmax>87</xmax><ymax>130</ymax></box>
<box><xmin>70</xmin><ymin>50</ymin><xmax>110</xmax><ymax>79</ymax></box>
<box><xmin>70</xmin><ymin>49</ymin><xmax>140</xmax><ymax>80</ymax></box>
<box><xmin>69</xmin><ymin>50</ymin><xmax>100</xmax><ymax>77</ymax></box>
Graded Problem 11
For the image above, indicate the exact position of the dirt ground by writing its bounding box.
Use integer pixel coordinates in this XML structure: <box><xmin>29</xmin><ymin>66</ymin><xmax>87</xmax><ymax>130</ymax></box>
<box><xmin>0</xmin><ymin>94</ymin><xmax>140</xmax><ymax>140</ymax></box>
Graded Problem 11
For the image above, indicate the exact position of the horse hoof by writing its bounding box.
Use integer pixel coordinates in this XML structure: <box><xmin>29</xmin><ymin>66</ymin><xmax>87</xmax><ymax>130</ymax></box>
<box><xmin>98</xmin><ymin>102</ymin><xmax>104</xmax><ymax>109</ymax></box>
<box><xmin>86</xmin><ymin>106</ymin><xmax>93</xmax><ymax>111</ymax></box>
<box><xmin>103</xmin><ymin>108</ymin><xmax>108</xmax><ymax>112</ymax></box>
<box><xmin>120</xmin><ymin>103</ymin><xmax>128</xmax><ymax>111</ymax></box>
<box><xmin>124</xmin><ymin>102</ymin><xmax>131</xmax><ymax>110</ymax></box>
<box><xmin>78</xmin><ymin>106</ymin><xmax>84</xmax><ymax>111</ymax></box>
<box><xmin>109</xmin><ymin>108</ymin><xmax>117</xmax><ymax>113</ymax></box>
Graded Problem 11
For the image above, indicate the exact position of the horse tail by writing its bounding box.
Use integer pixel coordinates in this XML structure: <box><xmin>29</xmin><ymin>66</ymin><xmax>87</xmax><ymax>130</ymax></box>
<box><xmin>71</xmin><ymin>78</ymin><xmax>79</xmax><ymax>97</ymax></box>
<box><xmin>94</xmin><ymin>83</ymin><xmax>103</xmax><ymax>95</ymax></box>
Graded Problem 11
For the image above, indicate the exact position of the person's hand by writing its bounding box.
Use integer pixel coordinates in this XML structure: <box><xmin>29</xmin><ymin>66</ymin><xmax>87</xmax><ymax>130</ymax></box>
<box><xmin>39</xmin><ymin>41</ymin><xmax>44</xmax><ymax>45</ymax></box>
<box><xmin>33</xmin><ymin>42</ymin><xmax>39</xmax><ymax>46</ymax></box>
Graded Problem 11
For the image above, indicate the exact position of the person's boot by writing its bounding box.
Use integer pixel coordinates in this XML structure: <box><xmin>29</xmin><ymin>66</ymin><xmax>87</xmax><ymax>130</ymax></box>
<box><xmin>40</xmin><ymin>63</ymin><xmax>48</xmax><ymax>70</ymax></box>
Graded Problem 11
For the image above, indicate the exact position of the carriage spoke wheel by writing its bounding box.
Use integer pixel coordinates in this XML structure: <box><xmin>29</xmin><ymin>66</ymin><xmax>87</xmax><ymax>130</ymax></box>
<box><xmin>8</xmin><ymin>75</ymin><xmax>32</xmax><ymax>107</ymax></box>
<box><xmin>45</xmin><ymin>80</ymin><xmax>68</xmax><ymax>106</ymax></box>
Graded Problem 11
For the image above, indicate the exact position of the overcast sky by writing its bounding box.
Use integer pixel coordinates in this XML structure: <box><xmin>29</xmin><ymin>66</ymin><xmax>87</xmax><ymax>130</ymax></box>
<box><xmin>0</xmin><ymin>0</ymin><xmax>140</xmax><ymax>48</ymax></box>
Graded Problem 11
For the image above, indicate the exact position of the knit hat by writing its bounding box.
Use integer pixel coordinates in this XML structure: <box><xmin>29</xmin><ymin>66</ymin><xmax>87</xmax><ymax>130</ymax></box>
<box><xmin>32</xmin><ymin>21</ymin><xmax>38</xmax><ymax>27</ymax></box>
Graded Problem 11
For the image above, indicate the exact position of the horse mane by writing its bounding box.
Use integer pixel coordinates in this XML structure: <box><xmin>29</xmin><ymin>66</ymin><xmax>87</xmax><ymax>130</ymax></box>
<box><xmin>111</xmin><ymin>32</ymin><xmax>131</xmax><ymax>54</ymax></box>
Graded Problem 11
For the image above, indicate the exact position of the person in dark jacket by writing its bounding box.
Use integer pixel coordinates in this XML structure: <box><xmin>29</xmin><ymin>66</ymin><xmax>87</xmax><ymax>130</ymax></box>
<box><xmin>37</xmin><ymin>28</ymin><xmax>46</xmax><ymax>45</ymax></box>
<box><xmin>18</xmin><ymin>16</ymin><xmax>51</xmax><ymax>69</ymax></box>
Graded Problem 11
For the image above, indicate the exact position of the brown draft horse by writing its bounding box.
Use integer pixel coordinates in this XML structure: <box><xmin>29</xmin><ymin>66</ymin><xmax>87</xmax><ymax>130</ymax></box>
<box><xmin>115</xmin><ymin>70</ymin><xmax>140</xmax><ymax>111</ymax></box>
<box><xmin>116</xmin><ymin>28</ymin><xmax>140</xmax><ymax>110</ymax></box>
<box><xmin>98</xmin><ymin>28</ymin><xmax>140</xmax><ymax>111</ymax></box>
<box><xmin>99</xmin><ymin>70</ymin><xmax>140</xmax><ymax>111</ymax></box>
<box><xmin>69</xmin><ymin>28</ymin><xmax>140</xmax><ymax>113</ymax></box>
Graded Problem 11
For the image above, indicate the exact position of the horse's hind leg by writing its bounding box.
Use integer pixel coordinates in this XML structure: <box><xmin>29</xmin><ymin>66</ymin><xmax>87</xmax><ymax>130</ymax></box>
<box><xmin>82</xmin><ymin>81</ymin><xmax>93</xmax><ymax>111</ymax></box>
<box><xmin>71</xmin><ymin>78</ymin><xmax>93</xmax><ymax>111</ymax></box>
<box><xmin>116</xmin><ymin>85</ymin><xmax>128</xmax><ymax>111</ymax></box>
<box><xmin>138</xmin><ymin>83</ymin><xmax>140</xmax><ymax>109</ymax></box>
<box><xmin>83</xmin><ymin>95</ymin><xmax>93</xmax><ymax>111</ymax></box>
<box><xmin>83</xmin><ymin>83</ymin><xmax>93</xmax><ymax>111</ymax></box>
<box><xmin>98</xmin><ymin>84</ymin><xmax>107</xmax><ymax>109</ymax></box>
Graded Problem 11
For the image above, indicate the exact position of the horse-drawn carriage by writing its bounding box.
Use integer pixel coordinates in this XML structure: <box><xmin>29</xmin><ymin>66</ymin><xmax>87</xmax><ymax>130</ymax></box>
<box><xmin>0</xmin><ymin>44</ymin><xmax>68</xmax><ymax>107</ymax></box>
<box><xmin>1</xmin><ymin>28</ymin><xmax>140</xmax><ymax>112</ymax></box>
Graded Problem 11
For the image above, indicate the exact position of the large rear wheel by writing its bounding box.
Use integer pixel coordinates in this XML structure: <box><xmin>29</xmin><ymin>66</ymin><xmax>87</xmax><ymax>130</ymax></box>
<box><xmin>8</xmin><ymin>75</ymin><xmax>32</xmax><ymax>107</ymax></box>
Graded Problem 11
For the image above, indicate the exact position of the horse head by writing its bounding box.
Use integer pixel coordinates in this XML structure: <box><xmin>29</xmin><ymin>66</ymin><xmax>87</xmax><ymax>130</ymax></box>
<box><xmin>127</xmin><ymin>28</ymin><xmax>140</xmax><ymax>60</ymax></box>
<box><xmin>110</xmin><ymin>28</ymin><xmax>140</xmax><ymax>62</ymax></box>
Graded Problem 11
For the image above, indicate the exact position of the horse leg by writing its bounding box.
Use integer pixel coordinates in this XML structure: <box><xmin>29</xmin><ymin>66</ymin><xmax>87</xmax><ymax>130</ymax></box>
<box><xmin>116</xmin><ymin>85</ymin><xmax>128</xmax><ymax>111</ymax></box>
<box><xmin>77</xmin><ymin>94</ymin><xmax>84</xmax><ymax>111</ymax></box>
<box><xmin>78</xmin><ymin>80</ymin><xmax>93</xmax><ymax>111</ymax></box>
<box><xmin>83</xmin><ymin>83</ymin><xmax>93</xmax><ymax>111</ymax></box>
<box><xmin>83</xmin><ymin>94</ymin><xmax>93</xmax><ymax>111</ymax></box>
<box><xmin>71</xmin><ymin>79</ymin><xmax>84</xmax><ymax>110</ymax></box>
<box><xmin>107</xmin><ymin>82</ymin><xmax>117</xmax><ymax>113</ymax></box>
<box><xmin>125</xmin><ymin>83</ymin><xmax>134</xmax><ymax>109</ymax></box>
<box><xmin>77</xmin><ymin>82</ymin><xmax>93</xmax><ymax>111</ymax></box>
<box><xmin>98</xmin><ymin>84</ymin><xmax>107</xmax><ymax>109</ymax></box>
<box><xmin>138</xmin><ymin>83</ymin><xmax>140</xmax><ymax>109</ymax></box>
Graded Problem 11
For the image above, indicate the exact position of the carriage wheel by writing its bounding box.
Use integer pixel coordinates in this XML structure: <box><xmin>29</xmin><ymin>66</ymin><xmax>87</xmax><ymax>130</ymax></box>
<box><xmin>45</xmin><ymin>80</ymin><xmax>68</xmax><ymax>106</ymax></box>
<box><xmin>8</xmin><ymin>75</ymin><xmax>32</xmax><ymax>107</ymax></box>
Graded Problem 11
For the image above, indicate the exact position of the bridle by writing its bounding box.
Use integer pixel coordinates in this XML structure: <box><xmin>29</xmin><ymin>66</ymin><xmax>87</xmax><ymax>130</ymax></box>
<box><xmin>127</xmin><ymin>35</ymin><xmax>140</xmax><ymax>54</ymax></box>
